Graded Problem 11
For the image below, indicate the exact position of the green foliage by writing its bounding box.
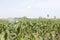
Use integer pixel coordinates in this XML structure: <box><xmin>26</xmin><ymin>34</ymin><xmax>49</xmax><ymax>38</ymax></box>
<box><xmin>0</xmin><ymin>18</ymin><xmax>60</xmax><ymax>40</ymax></box>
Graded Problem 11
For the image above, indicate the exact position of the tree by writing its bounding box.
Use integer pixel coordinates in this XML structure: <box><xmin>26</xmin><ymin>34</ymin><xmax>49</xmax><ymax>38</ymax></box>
<box><xmin>47</xmin><ymin>14</ymin><xmax>49</xmax><ymax>18</ymax></box>
<box><xmin>54</xmin><ymin>16</ymin><xmax>56</xmax><ymax>19</ymax></box>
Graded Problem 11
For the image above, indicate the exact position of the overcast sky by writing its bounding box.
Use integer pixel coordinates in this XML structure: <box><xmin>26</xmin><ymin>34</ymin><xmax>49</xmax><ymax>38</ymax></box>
<box><xmin>0</xmin><ymin>0</ymin><xmax>60</xmax><ymax>18</ymax></box>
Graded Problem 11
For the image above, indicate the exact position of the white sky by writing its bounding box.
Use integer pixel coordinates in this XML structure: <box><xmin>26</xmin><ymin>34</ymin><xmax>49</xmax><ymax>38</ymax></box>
<box><xmin>0</xmin><ymin>0</ymin><xmax>60</xmax><ymax>18</ymax></box>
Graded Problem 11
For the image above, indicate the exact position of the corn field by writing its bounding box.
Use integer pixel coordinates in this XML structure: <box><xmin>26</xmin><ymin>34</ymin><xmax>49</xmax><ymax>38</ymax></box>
<box><xmin>0</xmin><ymin>17</ymin><xmax>60</xmax><ymax>40</ymax></box>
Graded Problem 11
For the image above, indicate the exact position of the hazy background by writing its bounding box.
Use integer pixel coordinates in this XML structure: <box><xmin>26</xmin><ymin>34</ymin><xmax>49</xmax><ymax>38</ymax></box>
<box><xmin>0</xmin><ymin>0</ymin><xmax>60</xmax><ymax>18</ymax></box>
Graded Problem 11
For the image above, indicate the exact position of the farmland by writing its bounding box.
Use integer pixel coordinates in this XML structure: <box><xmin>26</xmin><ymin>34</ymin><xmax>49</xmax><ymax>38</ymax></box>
<box><xmin>0</xmin><ymin>17</ymin><xmax>60</xmax><ymax>40</ymax></box>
